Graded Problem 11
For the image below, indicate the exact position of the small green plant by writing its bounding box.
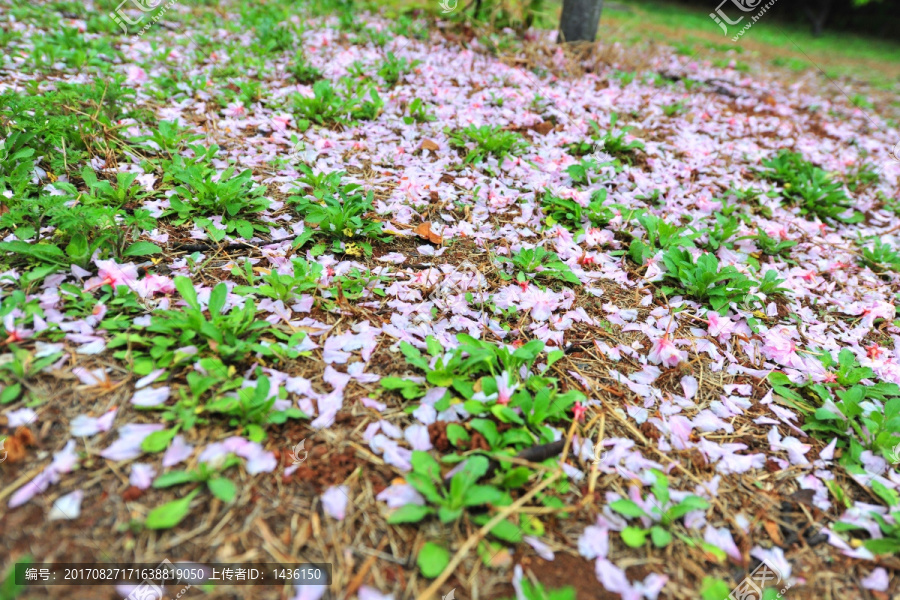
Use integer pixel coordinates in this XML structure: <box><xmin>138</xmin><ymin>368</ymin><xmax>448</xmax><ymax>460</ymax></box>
<box><xmin>291</xmin><ymin>80</ymin><xmax>383</xmax><ymax>125</ymax></box>
<box><xmin>152</xmin><ymin>457</ymin><xmax>240</xmax><ymax>504</ymax></box>
<box><xmin>745</xmin><ymin>228</ymin><xmax>797</xmax><ymax>257</ymax></box>
<box><xmin>566</xmin><ymin>157</ymin><xmax>617</xmax><ymax>186</ymax></box>
<box><xmin>0</xmin><ymin>555</ymin><xmax>31</xmax><ymax>600</ymax></box>
<box><xmin>760</xmin><ymin>150</ymin><xmax>861</xmax><ymax>223</ymax></box>
<box><xmin>701</xmin><ymin>214</ymin><xmax>740</xmax><ymax>251</ymax></box>
<box><xmin>540</xmin><ymin>189</ymin><xmax>612</xmax><ymax>231</ymax></box>
<box><xmin>446</xmin><ymin>125</ymin><xmax>528</xmax><ymax>165</ymax></box>
<box><xmin>232</xmin><ymin>257</ymin><xmax>323</xmax><ymax>302</ymax></box>
<box><xmin>384</xmin><ymin>335</ymin><xmax>577</xmax><ymax>446</ymax></box>
<box><xmin>111</xmin><ymin>277</ymin><xmax>273</xmax><ymax>370</ymax></box>
<box><xmin>721</xmin><ymin>186</ymin><xmax>773</xmax><ymax>218</ymax></box>
<box><xmin>377</xmin><ymin>52</ymin><xmax>419</xmax><ymax>87</ymax></box>
<box><xmin>599</xmin><ymin>113</ymin><xmax>645</xmax><ymax>162</ymax></box>
<box><xmin>628</xmin><ymin>213</ymin><xmax>700</xmax><ymax>265</ymax></box>
<box><xmin>502</xmin><ymin>575</ymin><xmax>575</xmax><ymax>600</ymax></box>
<box><xmin>496</xmin><ymin>246</ymin><xmax>581</xmax><ymax>286</ymax></box>
<box><xmin>402</xmin><ymin>97</ymin><xmax>435</xmax><ymax>125</ymax></box>
<box><xmin>661</xmin><ymin>248</ymin><xmax>757</xmax><ymax>313</ymax></box>
<box><xmin>859</xmin><ymin>240</ymin><xmax>900</xmax><ymax>274</ymax></box>
<box><xmin>771</xmin><ymin>349</ymin><xmax>900</xmax><ymax>464</ymax></box>
<box><xmin>288</xmin><ymin>51</ymin><xmax>322</xmax><ymax>84</ymax></box>
<box><xmin>204</xmin><ymin>372</ymin><xmax>304</xmax><ymax>432</ymax></box>
<box><xmin>844</xmin><ymin>160</ymin><xmax>879</xmax><ymax>191</ymax></box>
<box><xmin>0</xmin><ymin>182</ymin><xmax>158</xmax><ymax>269</ymax></box>
<box><xmin>164</xmin><ymin>146</ymin><xmax>270</xmax><ymax>240</ymax></box>
<box><xmin>388</xmin><ymin>453</ymin><xmax>507</xmax><ymax>525</ymax></box>
<box><xmin>131</xmin><ymin>120</ymin><xmax>204</xmax><ymax>157</ymax></box>
<box><xmin>252</xmin><ymin>21</ymin><xmax>294</xmax><ymax>54</ymax></box>
<box><xmin>836</xmin><ymin>479</ymin><xmax>900</xmax><ymax>554</ymax></box>
<box><xmin>290</xmin><ymin>178</ymin><xmax>388</xmax><ymax>257</ymax></box>
<box><xmin>662</xmin><ymin>101</ymin><xmax>685</xmax><ymax>116</ymax></box>
<box><xmin>570</xmin><ymin>115</ymin><xmax>644</xmax><ymax>164</ymax></box>
<box><xmin>0</xmin><ymin>343</ymin><xmax>65</xmax><ymax>405</ymax></box>
<box><xmin>609</xmin><ymin>470</ymin><xmax>709</xmax><ymax>548</ymax></box>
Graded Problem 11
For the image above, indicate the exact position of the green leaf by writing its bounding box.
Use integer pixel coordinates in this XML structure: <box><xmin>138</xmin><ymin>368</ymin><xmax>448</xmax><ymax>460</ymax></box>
<box><xmin>609</xmin><ymin>499</ymin><xmax>646</xmax><ymax>518</ymax></box>
<box><xmin>446</xmin><ymin>423</ymin><xmax>470</xmax><ymax>446</ymax></box>
<box><xmin>174</xmin><ymin>276</ymin><xmax>200</xmax><ymax>310</ymax></box>
<box><xmin>462</xmin><ymin>485</ymin><xmax>504</xmax><ymax>507</ymax></box>
<box><xmin>141</xmin><ymin>428</ymin><xmax>178</xmax><ymax>453</ymax></box>
<box><xmin>472</xmin><ymin>515</ymin><xmax>523</xmax><ymax>543</ymax></box>
<box><xmin>469</xmin><ymin>418</ymin><xmax>500</xmax><ymax>447</ymax></box>
<box><xmin>621</xmin><ymin>526</ymin><xmax>647</xmax><ymax>547</ymax></box>
<box><xmin>208</xmin><ymin>477</ymin><xmax>237</xmax><ymax>503</ymax></box>
<box><xmin>123</xmin><ymin>241</ymin><xmax>162</xmax><ymax>257</ymax></box>
<box><xmin>152</xmin><ymin>470</ymin><xmax>197</xmax><ymax>488</ymax></box>
<box><xmin>650</xmin><ymin>525</ymin><xmax>672</xmax><ymax>547</ymax></box>
<box><xmin>501</xmin><ymin>467</ymin><xmax>531</xmax><ymax>489</ymax></box>
<box><xmin>145</xmin><ymin>489</ymin><xmax>199</xmax><ymax>529</ymax></box>
<box><xmin>700</xmin><ymin>577</ymin><xmax>731</xmax><ymax>600</ymax></box>
<box><xmin>417</xmin><ymin>542</ymin><xmax>450</xmax><ymax>579</ymax></box>
<box><xmin>864</xmin><ymin>537</ymin><xmax>900</xmax><ymax>554</ymax></box>
<box><xmin>387</xmin><ymin>503</ymin><xmax>434</xmax><ymax>524</ymax></box>
<box><xmin>0</xmin><ymin>383</ymin><xmax>22</xmax><ymax>404</ymax></box>
<box><xmin>410</xmin><ymin>450</ymin><xmax>443</xmax><ymax>481</ymax></box>
<box><xmin>208</xmin><ymin>282</ymin><xmax>227</xmax><ymax>317</ymax></box>
<box><xmin>65</xmin><ymin>233</ymin><xmax>89</xmax><ymax>260</ymax></box>
<box><xmin>546</xmin><ymin>350</ymin><xmax>565</xmax><ymax>369</ymax></box>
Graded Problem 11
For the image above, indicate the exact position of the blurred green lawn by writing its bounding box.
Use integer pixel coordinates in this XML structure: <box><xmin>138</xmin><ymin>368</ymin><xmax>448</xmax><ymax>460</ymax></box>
<box><xmin>602</xmin><ymin>0</ymin><xmax>900</xmax><ymax>88</ymax></box>
<box><xmin>378</xmin><ymin>0</ymin><xmax>900</xmax><ymax>90</ymax></box>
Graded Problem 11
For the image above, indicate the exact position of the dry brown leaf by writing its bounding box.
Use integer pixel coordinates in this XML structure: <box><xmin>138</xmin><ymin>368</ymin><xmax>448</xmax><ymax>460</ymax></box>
<box><xmin>532</xmin><ymin>121</ymin><xmax>554</xmax><ymax>136</ymax></box>
<box><xmin>488</xmin><ymin>547</ymin><xmax>513</xmax><ymax>568</ymax></box>
<box><xmin>419</xmin><ymin>139</ymin><xmax>440</xmax><ymax>152</ymax></box>
<box><xmin>763</xmin><ymin>520</ymin><xmax>784</xmax><ymax>546</ymax></box>
<box><xmin>413</xmin><ymin>222</ymin><xmax>442</xmax><ymax>245</ymax></box>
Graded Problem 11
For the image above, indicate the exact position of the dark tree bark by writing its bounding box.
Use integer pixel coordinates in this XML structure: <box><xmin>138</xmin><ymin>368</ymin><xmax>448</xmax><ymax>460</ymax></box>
<box><xmin>559</xmin><ymin>0</ymin><xmax>604</xmax><ymax>43</ymax></box>
<box><xmin>804</xmin><ymin>0</ymin><xmax>833</xmax><ymax>37</ymax></box>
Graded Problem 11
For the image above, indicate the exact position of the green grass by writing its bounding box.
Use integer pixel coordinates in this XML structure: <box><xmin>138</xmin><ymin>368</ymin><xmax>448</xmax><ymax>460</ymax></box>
<box><xmin>373</xmin><ymin>0</ymin><xmax>900</xmax><ymax>88</ymax></box>
<box><xmin>602</xmin><ymin>0</ymin><xmax>900</xmax><ymax>88</ymax></box>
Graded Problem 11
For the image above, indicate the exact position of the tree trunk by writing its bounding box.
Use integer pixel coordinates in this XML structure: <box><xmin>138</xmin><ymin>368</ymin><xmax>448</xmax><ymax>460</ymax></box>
<box><xmin>804</xmin><ymin>0</ymin><xmax>832</xmax><ymax>37</ymax></box>
<box><xmin>559</xmin><ymin>0</ymin><xmax>604</xmax><ymax>43</ymax></box>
